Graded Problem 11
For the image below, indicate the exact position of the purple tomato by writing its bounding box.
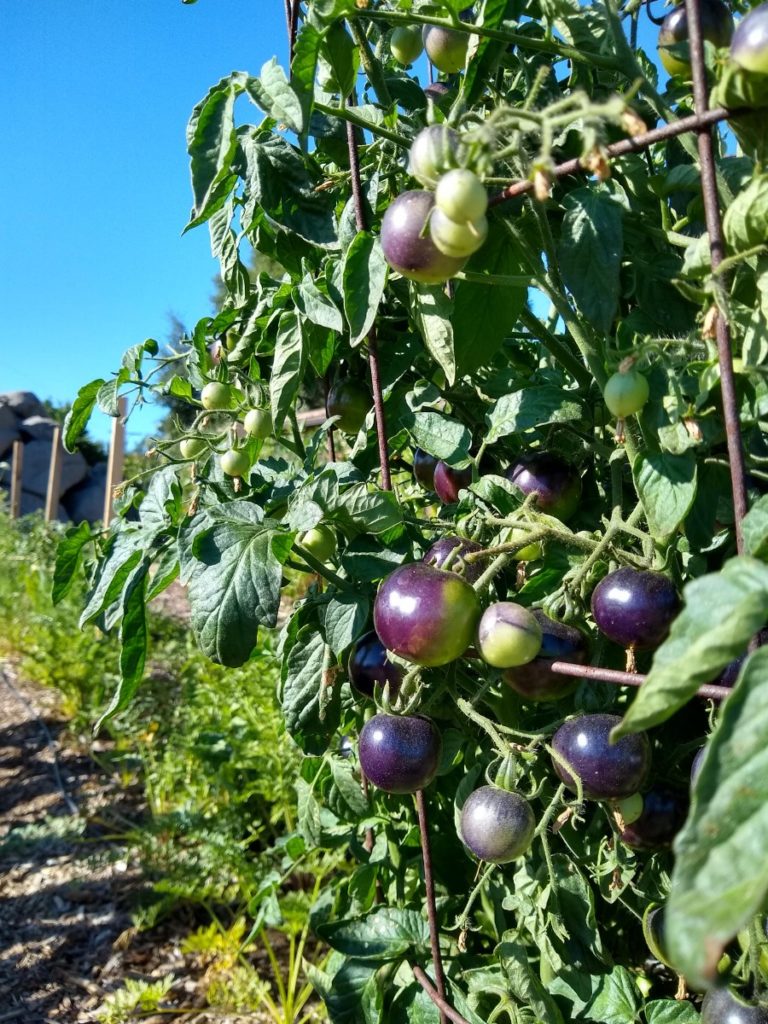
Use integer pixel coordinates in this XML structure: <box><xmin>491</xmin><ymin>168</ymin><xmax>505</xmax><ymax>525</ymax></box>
<box><xmin>503</xmin><ymin>611</ymin><xmax>588</xmax><ymax>702</ymax></box>
<box><xmin>591</xmin><ymin>567</ymin><xmax>680</xmax><ymax>650</ymax></box>
<box><xmin>433</xmin><ymin>461</ymin><xmax>473</xmax><ymax>503</ymax></box>
<box><xmin>413</xmin><ymin>448</ymin><xmax>439</xmax><ymax>490</ymax></box>
<box><xmin>358</xmin><ymin>713</ymin><xmax>442</xmax><ymax>793</ymax></box>
<box><xmin>459</xmin><ymin>786</ymin><xmax>536</xmax><ymax>863</ymax></box>
<box><xmin>381</xmin><ymin>191</ymin><xmax>466</xmax><ymax>284</ymax></box>
<box><xmin>347</xmin><ymin>630</ymin><xmax>404</xmax><ymax>698</ymax></box>
<box><xmin>506</xmin><ymin>454</ymin><xmax>582</xmax><ymax>521</ymax></box>
<box><xmin>423</xmin><ymin>535</ymin><xmax>487</xmax><ymax>584</ymax></box>
<box><xmin>620</xmin><ymin>785</ymin><xmax>688</xmax><ymax>849</ymax></box>
<box><xmin>551</xmin><ymin>713</ymin><xmax>651</xmax><ymax>800</ymax></box>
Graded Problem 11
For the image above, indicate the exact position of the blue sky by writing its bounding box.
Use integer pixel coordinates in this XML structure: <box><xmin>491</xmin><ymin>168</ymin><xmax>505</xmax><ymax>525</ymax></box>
<box><xmin>1</xmin><ymin>1</ymin><xmax>287</xmax><ymax>447</ymax></box>
<box><xmin>2</xmin><ymin>3</ymin><xmax>665</xmax><ymax>449</ymax></box>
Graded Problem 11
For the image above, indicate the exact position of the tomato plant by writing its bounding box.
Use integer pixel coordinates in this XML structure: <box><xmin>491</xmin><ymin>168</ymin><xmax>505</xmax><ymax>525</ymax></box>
<box><xmin>56</xmin><ymin>0</ymin><xmax>768</xmax><ymax>1019</ymax></box>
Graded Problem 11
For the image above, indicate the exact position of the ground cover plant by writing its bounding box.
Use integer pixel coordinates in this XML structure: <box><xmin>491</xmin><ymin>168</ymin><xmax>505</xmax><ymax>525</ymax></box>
<box><xmin>56</xmin><ymin>0</ymin><xmax>768</xmax><ymax>1019</ymax></box>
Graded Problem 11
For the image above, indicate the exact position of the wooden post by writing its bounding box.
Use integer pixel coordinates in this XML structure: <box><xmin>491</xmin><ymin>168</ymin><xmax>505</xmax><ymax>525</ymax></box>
<box><xmin>9</xmin><ymin>441</ymin><xmax>23</xmax><ymax>519</ymax></box>
<box><xmin>102</xmin><ymin>397</ymin><xmax>127</xmax><ymax>524</ymax></box>
<box><xmin>45</xmin><ymin>426</ymin><xmax>63</xmax><ymax>522</ymax></box>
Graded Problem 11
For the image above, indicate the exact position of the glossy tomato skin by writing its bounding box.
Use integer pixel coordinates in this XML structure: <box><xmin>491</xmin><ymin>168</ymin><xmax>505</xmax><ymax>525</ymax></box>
<box><xmin>506</xmin><ymin>454</ymin><xmax>582</xmax><ymax>521</ymax></box>
<box><xmin>430</xmin><ymin>208</ymin><xmax>488</xmax><ymax>258</ymax></box>
<box><xmin>180</xmin><ymin>437</ymin><xmax>208</xmax><ymax>460</ymax></box>
<box><xmin>381</xmin><ymin>191</ymin><xmax>466</xmax><ymax>284</ymax></box>
<box><xmin>620</xmin><ymin>785</ymin><xmax>688</xmax><ymax>849</ymax></box>
<box><xmin>327</xmin><ymin>380</ymin><xmax>370</xmax><ymax>434</ymax></box>
<box><xmin>732</xmin><ymin>3</ymin><xmax>768</xmax><ymax>74</ymax></box>
<box><xmin>552</xmin><ymin>714</ymin><xmax>651</xmax><ymax>800</ymax></box>
<box><xmin>435</xmin><ymin>168</ymin><xmax>488</xmax><ymax>223</ymax></box>
<box><xmin>642</xmin><ymin>904</ymin><xmax>670</xmax><ymax>966</ymax></box>
<box><xmin>373</xmin><ymin>562</ymin><xmax>480</xmax><ymax>667</ymax></box>
<box><xmin>423</xmin><ymin>81</ymin><xmax>452</xmax><ymax>104</ymax></box>
<box><xmin>299</xmin><ymin>524</ymin><xmax>337</xmax><ymax>562</ymax></box>
<box><xmin>503</xmin><ymin>611</ymin><xmax>588</xmax><ymax>701</ymax></box>
<box><xmin>476</xmin><ymin>602</ymin><xmax>543</xmax><ymax>669</ymax></box>
<box><xmin>201</xmin><ymin>381</ymin><xmax>235</xmax><ymax>411</ymax></box>
<box><xmin>423</xmin><ymin>536</ymin><xmax>487</xmax><ymax>584</ymax></box>
<box><xmin>433</xmin><ymin>461</ymin><xmax>473</xmax><ymax>503</ymax></box>
<box><xmin>220</xmin><ymin>448</ymin><xmax>251</xmax><ymax>477</ymax></box>
<box><xmin>701</xmin><ymin>988</ymin><xmax>768</xmax><ymax>1023</ymax></box>
<box><xmin>244</xmin><ymin>407</ymin><xmax>272</xmax><ymax>439</ymax></box>
<box><xmin>603</xmin><ymin>369</ymin><xmax>650</xmax><ymax>418</ymax></box>
<box><xmin>347</xmin><ymin>631</ymin><xmax>403</xmax><ymax>698</ymax></box>
<box><xmin>408</xmin><ymin>125</ymin><xmax>459</xmax><ymax>188</ymax></box>
<box><xmin>658</xmin><ymin>0</ymin><xmax>733</xmax><ymax>76</ymax></box>
<box><xmin>390</xmin><ymin>25</ymin><xmax>424</xmax><ymax>65</ymax></box>
<box><xmin>413</xmin><ymin>448</ymin><xmax>439</xmax><ymax>490</ymax></box>
<box><xmin>459</xmin><ymin>786</ymin><xmax>536</xmax><ymax>863</ymax></box>
<box><xmin>591</xmin><ymin>567</ymin><xmax>680</xmax><ymax>650</ymax></box>
<box><xmin>358</xmin><ymin>713</ymin><xmax>442</xmax><ymax>793</ymax></box>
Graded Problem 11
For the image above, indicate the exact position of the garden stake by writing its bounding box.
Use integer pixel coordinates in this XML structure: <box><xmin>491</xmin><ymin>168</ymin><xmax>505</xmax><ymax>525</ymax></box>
<box><xmin>411</xmin><ymin>965</ymin><xmax>472</xmax><ymax>1024</ymax></box>
<box><xmin>549</xmin><ymin>660</ymin><xmax>731</xmax><ymax>701</ymax></box>
<box><xmin>684</xmin><ymin>0</ymin><xmax>749</xmax><ymax>553</ymax></box>
<box><xmin>415</xmin><ymin>790</ymin><xmax>449</xmax><ymax>1024</ymax></box>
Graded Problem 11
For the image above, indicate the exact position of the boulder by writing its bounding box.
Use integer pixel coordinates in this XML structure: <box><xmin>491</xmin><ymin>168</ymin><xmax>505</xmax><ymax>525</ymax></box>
<box><xmin>0</xmin><ymin>391</ymin><xmax>47</xmax><ymax>420</ymax></box>
<box><xmin>17</xmin><ymin>489</ymin><xmax>69</xmax><ymax>521</ymax></box>
<box><xmin>0</xmin><ymin>428</ymin><xmax>19</xmax><ymax>458</ymax></box>
<box><xmin>0</xmin><ymin>405</ymin><xmax>18</xmax><ymax>431</ymax></box>
<box><xmin>20</xmin><ymin>439</ymin><xmax>88</xmax><ymax>498</ymax></box>
<box><xmin>62</xmin><ymin>463</ymin><xmax>108</xmax><ymax>523</ymax></box>
<box><xmin>20</xmin><ymin>416</ymin><xmax>59</xmax><ymax>442</ymax></box>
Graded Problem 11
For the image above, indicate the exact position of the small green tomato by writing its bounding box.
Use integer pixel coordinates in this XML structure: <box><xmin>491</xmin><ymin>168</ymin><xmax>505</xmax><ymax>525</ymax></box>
<box><xmin>603</xmin><ymin>368</ymin><xmax>649</xmax><ymax>418</ymax></box>
<box><xmin>299</xmin><ymin>524</ymin><xmax>337</xmax><ymax>562</ymax></box>
<box><xmin>201</xmin><ymin>381</ymin><xmax>235</xmax><ymax>411</ymax></box>
<box><xmin>477</xmin><ymin>602</ymin><xmax>543</xmax><ymax>669</ymax></box>
<box><xmin>180</xmin><ymin>437</ymin><xmax>208</xmax><ymax>460</ymax></box>
<box><xmin>430</xmin><ymin>209</ymin><xmax>488</xmax><ymax>258</ymax></box>
<box><xmin>390</xmin><ymin>25</ymin><xmax>424</xmax><ymax>65</ymax></box>
<box><xmin>435</xmin><ymin>169</ymin><xmax>488</xmax><ymax>224</ymax></box>
<box><xmin>220</xmin><ymin>448</ymin><xmax>251</xmax><ymax>478</ymax></box>
<box><xmin>243</xmin><ymin>407</ymin><xmax>272</xmax><ymax>439</ymax></box>
<box><xmin>506</xmin><ymin>527</ymin><xmax>543</xmax><ymax>562</ymax></box>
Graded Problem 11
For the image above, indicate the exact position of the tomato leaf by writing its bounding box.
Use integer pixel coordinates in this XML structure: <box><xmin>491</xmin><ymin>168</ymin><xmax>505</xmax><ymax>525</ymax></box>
<box><xmin>614</xmin><ymin>557</ymin><xmax>768</xmax><ymax>737</ymax></box>
<box><xmin>270</xmin><ymin>311</ymin><xmax>307</xmax><ymax>432</ymax></box>
<box><xmin>317</xmin><ymin>907</ymin><xmax>430</xmax><ymax>961</ymax></box>
<box><xmin>558</xmin><ymin>186</ymin><xmax>623</xmax><ymax>333</ymax></box>
<box><xmin>403</xmin><ymin>411</ymin><xmax>472</xmax><ymax>464</ymax></box>
<box><xmin>79</xmin><ymin>532</ymin><xmax>145</xmax><ymax>628</ymax></box>
<box><xmin>583</xmin><ymin>966</ymin><xmax>639</xmax><ymax>1024</ymax></box>
<box><xmin>184</xmin><ymin>502</ymin><xmax>290</xmax><ymax>667</ymax></box>
<box><xmin>666</xmin><ymin>647</ymin><xmax>768</xmax><ymax>988</ymax></box>
<box><xmin>497</xmin><ymin>937</ymin><xmax>565</xmax><ymax>1024</ymax></box>
<box><xmin>246</xmin><ymin>59</ymin><xmax>304</xmax><ymax>134</ymax></box>
<box><xmin>633</xmin><ymin>450</ymin><xmax>697</xmax><ymax>538</ymax></box>
<box><xmin>411</xmin><ymin>283</ymin><xmax>456</xmax><ymax>386</ymax></box>
<box><xmin>742</xmin><ymin>494</ymin><xmax>768</xmax><ymax>560</ymax></box>
<box><xmin>645</xmin><ymin>1000</ymin><xmax>700</xmax><ymax>1023</ymax></box>
<box><xmin>343</xmin><ymin>232</ymin><xmax>387</xmax><ymax>346</ymax></box>
<box><xmin>319</xmin><ymin>591</ymin><xmax>369</xmax><ymax>655</ymax></box>
<box><xmin>281</xmin><ymin>627</ymin><xmax>339</xmax><ymax>753</ymax></box>
<box><xmin>185</xmin><ymin>72</ymin><xmax>244</xmax><ymax>230</ymax></box>
<box><xmin>63</xmin><ymin>378</ymin><xmax>105</xmax><ymax>453</ymax></box>
<box><xmin>291</xmin><ymin>21</ymin><xmax>322</xmax><ymax>133</ymax></box>
<box><xmin>486</xmin><ymin>386</ymin><xmax>582</xmax><ymax>443</ymax></box>
<box><xmin>52</xmin><ymin>522</ymin><xmax>93</xmax><ymax>605</ymax></box>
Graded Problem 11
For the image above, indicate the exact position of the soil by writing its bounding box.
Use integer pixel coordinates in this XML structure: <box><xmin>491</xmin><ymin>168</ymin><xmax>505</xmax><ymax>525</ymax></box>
<box><xmin>0</xmin><ymin>664</ymin><xmax>302</xmax><ymax>1024</ymax></box>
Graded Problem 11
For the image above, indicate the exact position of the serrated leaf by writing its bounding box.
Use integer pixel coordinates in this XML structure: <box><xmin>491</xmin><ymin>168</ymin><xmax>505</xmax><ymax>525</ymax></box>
<box><xmin>645</xmin><ymin>1001</ymin><xmax>700</xmax><ymax>1024</ymax></box>
<box><xmin>63</xmin><ymin>379</ymin><xmax>105</xmax><ymax>453</ymax></box>
<box><xmin>343</xmin><ymin>232</ymin><xmax>387</xmax><ymax>345</ymax></box>
<box><xmin>295</xmin><ymin>272</ymin><xmax>344</xmax><ymax>332</ymax></box>
<box><xmin>485</xmin><ymin>386</ymin><xmax>582</xmax><ymax>443</ymax></box>
<box><xmin>411</xmin><ymin>284</ymin><xmax>455</xmax><ymax>386</ymax></box>
<box><xmin>633</xmin><ymin>450</ymin><xmax>697</xmax><ymax>537</ymax></box>
<box><xmin>584</xmin><ymin>966</ymin><xmax>639</xmax><ymax>1024</ymax></box>
<box><xmin>271</xmin><ymin>310</ymin><xmax>306</xmax><ymax>431</ymax></box>
<box><xmin>186</xmin><ymin>73</ymin><xmax>244</xmax><ymax>228</ymax></box>
<box><xmin>282</xmin><ymin>628</ymin><xmax>333</xmax><ymax>752</ymax></box>
<box><xmin>291</xmin><ymin>21</ymin><xmax>322</xmax><ymax>133</ymax></box>
<box><xmin>404</xmin><ymin>411</ymin><xmax>472</xmax><ymax>464</ymax></box>
<box><xmin>184</xmin><ymin>502</ymin><xmax>290</xmax><ymax>667</ymax></box>
<box><xmin>320</xmin><ymin>591</ymin><xmax>369</xmax><ymax>655</ymax></box>
<box><xmin>667</xmin><ymin>647</ymin><xmax>768</xmax><ymax>988</ymax></box>
<box><xmin>79</xmin><ymin>531</ymin><xmax>145</xmax><ymax>628</ymax></box>
<box><xmin>723</xmin><ymin>173</ymin><xmax>768</xmax><ymax>252</ymax></box>
<box><xmin>558</xmin><ymin>186</ymin><xmax>623</xmax><ymax>333</ymax></box>
<box><xmin>497</xmin><ymin>938</ymin><xmax>565</xmax><ymax>1024</ymax></box>
<box><xmin>333</xmin><ymin>484</ymin><xmax>403</xmax><ymax>535</ymax></box>
<box><xmin>246</xmin><ymin>58</ymin><xmax>304</xmax><ymax>133</ymax></box>
<box><xmin>52</xmin><ymin>522</ymin><xmax>92</xmax><ymax>605</ymax></box>
<box><xmin>330</xmin><ymin>758</ymin><xmax>370</xmax><ymax>818</ymax></box>
<box><xmin>615</xmin><ymin>557</ymin><xmax>768</xmax><ymax>736</ymax></box>
<box><xmin>317</xmin><ymin>907</ymin><xmax>430</xmax><ymax>961</ymax></box>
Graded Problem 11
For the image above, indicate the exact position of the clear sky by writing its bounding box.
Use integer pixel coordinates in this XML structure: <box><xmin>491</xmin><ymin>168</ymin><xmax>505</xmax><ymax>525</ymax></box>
<box><xmin>1</xmin><ymin>0</ymin><xmax>287</xmax><ymax>447</ymax></box>
<box><xmin>2</xmin><ymin>2</ymin><xmax>666</xmax><ymax>450</ymax></box>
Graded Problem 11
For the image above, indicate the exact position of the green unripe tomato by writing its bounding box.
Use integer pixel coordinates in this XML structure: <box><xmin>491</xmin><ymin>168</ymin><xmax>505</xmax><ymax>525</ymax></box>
<box><xmin>430</xmin><ymin>209</ymin><xmax>488</xmax><ymax>258</ymax></box>
<box><xmin>201</xmin><ymin>381</ymin><xmax>235</xmax><ymax>411</ymax></box>
<box><xmin>506</xmin><ymin>527</ymin><xmax>543</xmax><ymax>562</ymax></box>
<box><xmin>327</xmin><ymin>380</ymin><xmax>370</xmax><ymax>434</ymax></box>
<box><xmin>422</xmin><ymin>23</ymin><xmax>469</xmax><ymax>73</ymax></box>
<box><xmin>180</xmin><ymin>437</ymin><xmax>208</xmax><ymax>460</ymax></box>
<box><xmin>299</xmin><ymin>524</ymin><xmax>337</xmax><ymax>562</ymax></box>
<box><xmin>603</xmin><ymin>368</ymin><xmax>649</xmax><ymax>418</ymax></box>
<box><xmin>477</xmin><ymin>602</ymin><xmax>543</xmax><ymax>669</ymax></box>
<box><xmin>220</xmin><ymin>448</ymin><xmax>251</xmax><ymax>478</ymax></box>
<box><xmin>224</xmin><ymin>328</ymin><xmax>240</xmax><ymax>352</ymax></box>
<box><xmin>408</xmin><ymin>125</ymin><xmax>460</xmax><ymax>189</ymax></box>
<box><xmin>642</xmin><ymin>904</ymin><xmax>671</xmax><ymax>966</ymax></box>
<box><xmin>390</xmin><ymin>25</ymin><xmax>424</xmax><ymax>65</ymax></box>
<box><xmin>243</xmin><ymin>407</ymin><xmax>272</xmax><ymax>439</ymax></box>
<box><xmin>435</xmin><ymin>169</ymin><xmax>488</xmax><ymax>223</ymax></box>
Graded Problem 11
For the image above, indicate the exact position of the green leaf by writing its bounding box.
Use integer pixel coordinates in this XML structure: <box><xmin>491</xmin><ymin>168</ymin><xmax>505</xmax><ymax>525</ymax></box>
<box><xmin>96</xmin><ymin>376</ymin><xmax>128</xmax><ymax>417</ymax></box>
<box><xmin>185</xmin><ymin>73</ymin><xmax>244</xmax><ymax>228</ymax></box>
<box><xmin>742</xmin><ymin>494</ymin><xmax>768</xmax><ymax>560</ymax></box>
<box><xmin>317</xmin><ymin>907</ymin><xmax>430</xmax><ymax>961</ymax></box>
<box><xmin>411</xmin><ymin>284</ymin><xmax>456</xmax><ymax>386</ymax></box>
<box><xmin>485</xmin><ymin>386</ymin><xmax>582</xmax><ymax>443</ymax></box>
<box><xmin>453</xmin><ymin>221</ymin><xmax>528</xmax><ymax>373</ymax></box>
<box><xmin>461</xmin><ymin>0</ymin><xmax>515</xmax><ymax>107</ymax></box>
<box><xmin>291</xmin><ymin>22</ymin><xmax>322</xmax><ymax>132</ymax></box>
<box><xmin>246</xmin><ymin>59</ymin><xmax>304</xmax><ymax>133</ymax></box>
<box><xmin>323</xmin><ymin>960</ymin><xmax>380</xmax><ymax>1024</ymax></box>
<box><xmin>319</xmin><ymin>21</ymin><xmax>359</xmax><ymax>98</ymax></box>
<box><xmin>633</xmin><ymin>451</ymin><xmax>697</xmax><ymax>538</ymax></box>
<box><xmin>584</xmin><ymin>966</ymin><xmax>639</xmax><ymax>1024</ymax></box>
<box><xmin>614</xmin><ymin>557</ymin><xmax>768</xmax><ymax>736</ymax></box>
<box><xmin>320</xmin><ymin>591</ymin><xmax>369</xmax><ymax>655</ymax></box>
<box><xmin>497</xmin><ymin>938</ymin><xmax>565</xmax><ymax>1024</ymax></box>
<box><xmin>63</xmin><ymin>379</ymin><xmax>105</xmax><ymax>453</ymax></box>
<box><xmin>558</xmin><ymin>186</ymin><xmax>623</xmax><ymax>332</ymax></box>
<box><xmin>185</xmin><ymin>502</ymin><xmax>290</xmax><ymax>667</ymax></box>
<box><xmin>52</xmin><ymin>522</ymin><xmax>92</xmax><ymax>605</ymax></box>
<box><xmin>330</xmin><ymin>757</ymin><xmax>370</xmax><ymax>818</ymax></box>
<box><xmin>105</xmin><ymin>565</ymin><xmax>148</xmax><ymax>727</ymax></box>
<box><xmin>667</xmin><ymin>647</ymin><xmax>768</xmax><ymax>988</ymax></box>
<box><xmin>295</xmin><ymin>272</ymin><xmax>344</xmax><ymax>332</ymax></box>
<box><xmin>79</xmin><ymin>531</ymin><xmax>145</xmax><ymax>628</ymax></box>
<box><xmin>404</xmin><ymin>411</ymin><xmax>472</xmax><ymax>464</ymax></box>
<box><xmin>281</xmin><ymin>628</ymin><xmax>336</xmax><ymax>752</ymax></box>
<box><xmin>645</xmin><ymin>1001</ymin><xmax>700</xmax><ymax>1024</ymax></box>
<box><xmin>343</xmin><ymin>232</ymin><xmax>387</xmax><ymax>346</ymax></box>
<box><xmin>271</xmin><ymin>311</ymin><xmax>307</xmax><ymax>431</ymax></box>
<box><xmin>723</xmin><ymin>173</ymin><xmax>768</xmax><ymax>252</ymax></box>
<box><xmin>333</xmin><ymin>484</ymin><xmax>403</xmax><ymax>535</ymax></box>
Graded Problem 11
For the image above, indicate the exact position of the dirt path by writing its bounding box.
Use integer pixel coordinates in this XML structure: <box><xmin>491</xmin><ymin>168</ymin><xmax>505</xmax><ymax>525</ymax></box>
<box><xmin>0</xmin><ymin>666</ymin><xmax>277</xmax><ymax>1023</ymax></box>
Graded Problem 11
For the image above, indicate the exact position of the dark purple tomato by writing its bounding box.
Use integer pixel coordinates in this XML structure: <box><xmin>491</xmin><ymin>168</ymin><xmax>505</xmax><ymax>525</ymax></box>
<box><xmin>701</xmin><ymin>988</ymin><xmax>768</xmax><ymax>1023</ymax></box>
<box><xmin>358</xmin><ymin>713</ymin><xmax>442</xmax><ymax>793</ymax></box>
<box><xmin>459</xmin><ymin>786</ymin><xmax>536</xmax><ymax>863</ymax></box>
<box><xmin>502</xmin><ymin>611</ymin><xmax>588</xmax><ymax>702</ymax></box>
<box><xmin>658</xmin><ymin>0</ymin><xmax>733</xmax><ymax>76</ymax></box>
<box><xmin>381</xmin><ymin>191</ymin><xmax>466</xmax><ymax>284</ymax></box>
<box><xmin>423</xmin><ymin>536</ymin><xmax>487</xmax><ymax>584</ymax></box>
<box><xmin>620</xmin><ymin>785</ymin><xmax>688</xmax><ymax>849</ymax></box>
<box><xmin>327</xmin><ymin>380</ymin><xmax>370</xmax><ymax>434</ymax></box>
<box><xmin>373</xmin><ymin>562</ymin><xmax>481</xmax><ymax>667</ymax></box>
<box><xmin>642</xmin><ymin>904</ymin><xmax>670</xmax><ymax>966</ymax></box>
<box><xmin>591</xmin><ymin>567</ymin><xmax>680</xmax><ymax>650</ymax></box>
<box><xmin>339</xmin><ymin>734</ymin><xmax>354</xmax><ymax>759</ymax></box>
<box><xmin>347</xmin><ymin>631</ymin><xmax>404</xmax><ymax>699</ymax></box>
<box><xmin>732</xmin><ymin>3</ymin><xmax>768</xmax><ymax>74</ymax></box>
<box><xmin>413</xmin><ymin>448</ymin><xmax>439</xmax><ymax>490</ymax></box>
<box><xmin>423</xmin><ymin>81</ymin><xmax>452</xmax><ymax>103</ymax></box>
<box><xmin>552</xmin><ymin>714</ymin><xmax>651</xmax><ymax>801</ymax></box>
<box><xmin>506</xmin><ymin>454</ymin><xmax>582</xmax><ymax>521</ymax></box>
<box><xmin>433</xmin><ymin>461</ymin><xmax>473</xmax><ymax>503</ymax></box>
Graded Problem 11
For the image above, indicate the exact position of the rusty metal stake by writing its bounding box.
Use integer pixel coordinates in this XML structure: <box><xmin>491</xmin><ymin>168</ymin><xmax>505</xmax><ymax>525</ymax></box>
<box><xmin>415</xmin><ymin>791</ymin><xmax>449</xmax><ymax>1024</ymax></box>
<box><xmin>549</xmin><ymin>660</ymin><xmax>731</xmax><ymax>701</ymax></box>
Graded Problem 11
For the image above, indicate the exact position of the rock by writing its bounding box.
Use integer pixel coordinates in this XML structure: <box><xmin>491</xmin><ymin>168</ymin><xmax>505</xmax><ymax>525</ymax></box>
<box><xmin>0</xmin><ymin>391</ymin><xmax>47</xmax><ymax>420</ymax></box>
<box><xmin>20</xmin><ymin>416</ymin><xmax>59</xmax><ymax>442</ymax></box>
<box><xmin>17</xmin><ymin>489</ymin><xmax>69</xmax><ymax>521</ymax></box>
<box><xmin>0</xmin><ymin>428</ymin><xmax>19</xmax><ymax>458</ymax></box>
<box><xmin>0</xmin><ymin>405</ymin><xmax>18</xmax><ymax>431</ymax></box>
<box><xmin>19</xmin><ymin>439</ymin><xmax>88</xmax><ymax>498</ymax></box>
<box><xmin>62</xmin><ymin>464</ymin><xmax>107</xmax><ymax>523</ymax></box>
